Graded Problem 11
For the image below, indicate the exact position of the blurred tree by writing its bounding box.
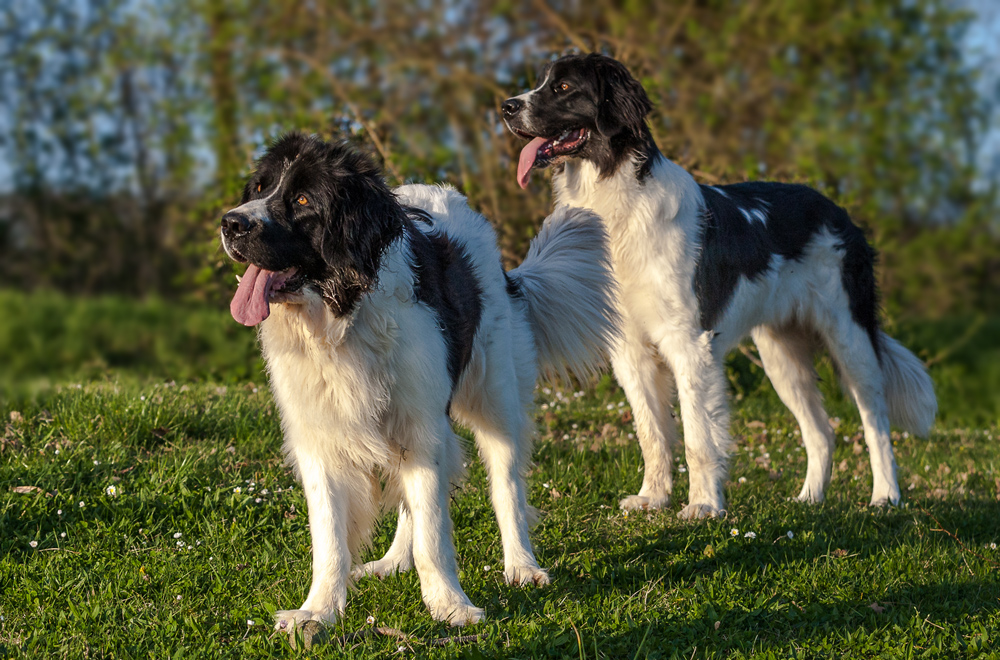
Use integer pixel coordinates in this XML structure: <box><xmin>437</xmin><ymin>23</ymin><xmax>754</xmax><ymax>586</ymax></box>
<box><xmin>0</xmin><ymin>0</ymin><xmax>996</xmax><ymax>318</ymax></box>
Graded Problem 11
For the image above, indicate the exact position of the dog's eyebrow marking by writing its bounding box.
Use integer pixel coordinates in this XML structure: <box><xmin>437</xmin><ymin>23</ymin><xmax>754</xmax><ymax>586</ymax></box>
<box><xmin>751</xmin><ymin>208</ymin><xmax>768</xmax><ymax>224</ymax></box>
<box><xmin>738</xmin><ymin>207</ymin><xmax>754</xmax><ymax>224</ymax></box>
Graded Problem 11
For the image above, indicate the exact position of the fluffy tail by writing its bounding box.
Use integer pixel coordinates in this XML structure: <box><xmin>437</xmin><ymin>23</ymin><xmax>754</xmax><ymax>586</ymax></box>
<box><xmin>879</xmin><ymin>331</ymin><xmax>937</xmax><ymax>436</ymax></box>
<box><xmin>508</xmin><ymin>205</ymin><xmax>620</xmax><ymax>381</ymax></box>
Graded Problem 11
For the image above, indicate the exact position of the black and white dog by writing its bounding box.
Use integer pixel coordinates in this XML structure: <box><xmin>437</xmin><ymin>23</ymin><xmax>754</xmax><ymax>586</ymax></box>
<box><xmin>220</xmin><ymin>133</ymin><xmax>617</xmax><ymax>627</ymax></box>
<box><xmin>502</xmin><ymin>53</ymin><xmax>936</xmax><ymax>518</ymax></box>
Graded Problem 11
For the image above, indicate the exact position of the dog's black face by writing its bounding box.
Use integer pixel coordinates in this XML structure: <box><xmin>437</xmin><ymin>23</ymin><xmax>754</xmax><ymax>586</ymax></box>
<box><xmin>221</xmin><ymin>133</ymin><xmax>404</xmax><ymax>325</ymax></box>
<box><xmin>502</xmin><ymin>53</ymin><xmax>658</xmax><ymax>187</ymax></box>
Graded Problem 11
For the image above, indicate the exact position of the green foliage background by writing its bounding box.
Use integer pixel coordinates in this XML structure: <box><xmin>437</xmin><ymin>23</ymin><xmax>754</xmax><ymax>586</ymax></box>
<box><xmin>0</xmin><ymin>0</ymin><xmax>997</xmax><ymax>320</ymax></box>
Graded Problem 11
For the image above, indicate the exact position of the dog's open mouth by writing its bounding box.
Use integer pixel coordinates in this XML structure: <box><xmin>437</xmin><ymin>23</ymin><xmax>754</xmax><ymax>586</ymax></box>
<box><xmin>515</xmin><ymin>128</ymin><xmax>590</xmax><ymax>189</ymax></box>
<box><xmin>230</xmin><ymin>264</ymin><xmax>302</xmax><ymax>327</ymax></box>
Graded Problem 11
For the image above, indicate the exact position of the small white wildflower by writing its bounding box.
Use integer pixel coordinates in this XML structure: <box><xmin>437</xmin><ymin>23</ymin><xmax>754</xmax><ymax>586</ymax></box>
<box><xmin>176</xmin><ymin>595</ymin><xmax>182</xmax><ymax>601</ymax></box>
<box><xmin>542</xmin><ymin>482</ymin><xmax>550</xmax><ymax>489</ymax></box>
<box><xmin>991</xmin><ymin>543</ymin><xmax>997</xmax><ymax>550</ymax></box>
<box><xmin>79</xmin><ymin>501</ymin><xmax>85</xmax><ymax>508</ymax></box>
<box><xmin>843</xmin><ymin>435</ymin><xmax>850</xmax><ymax>443</ymax></box>
<box><xmin>247</xmin><ymin>619</ymin><xmax>254</xmax><ymax>626</ymax></box>
<box><xmin>255</xmin><ymin>498</ymin><xmax>262</xmax><ymax>503</ymax></box>
<box><xmin>562</xmin><ymin>434</ymin><xmax>569</xmax><ymax>440</ymax></box>
<box><xmin>540</xmin><ymin>403</ymin><xmax>549</xmax><ymax>410</ymax></box>
<box><xmin>104</xmin><ymin>485</ymin><xmax>118</xmax><ymax>497</ymax></box>
<box><xmin>397</xmin><ymin>646</ymin><xmax>406</xmax><ymax>653</ymax></box>
<box><xmin>627</xmin><ymin>433</ymin><xmax>634</xmax><ymax>439</ymax></box>
<box><xmin>730</xmin><ymin>528</ymin><xmax>739</xmax><ymax>537</ymax></box>
<box><xmin>176</xmin><ymin>541</ymin><xmax>184</xmax><ymax>547</ymax></box>
<box><xmin>140</xmin><ymin>396</ymin><xmax>145</xmax><ymax>401</ymax></box>
<box><xmin>29</xmin><ymin>540</ymin><xmax>38</xmax><ymax>548</ymax></box>
<box><xmin>744</xmin><ymin>531</ymin><xmax>756</xmax><ymax>539</ymax></box>
<box><xmin>738</xmin><ymin>477</ymin><xmax>747</xmax><ymax>484</ymax></box>
<box><xmin>60</xmin><ymin>532</ymin><xmax>66</xmax><ymax>538</ymax></box>
<box><xmin>261</xmin><ymin>489</ymin><xmax>269</xmax><ymax>495</ymax></box>
<box><xmin>542</xmin><ymin>387</ymin><xmax>551</xmax><ymax>395</ymax></box>
<box><xmin>233</xmin><ymin>487</ymin><xmax>242</xmax><ymax>494</ymax></box>
<box><xmin>572</xmin><ymin>423</ymin><xmax>578</xmax><ymax>429</ymax></box>
<box><xmin>786</xmin><ymin>531</ymin><xmax>794</xmax><ymax>539</ymax></box>
<box><xmin>366</xmin><ymin>615</ymin><xmax>375</xmax><ymax>625</ymax></box>
<box><xmin>678</xmin><ymin>465</ymin><xmax>687</xmax><ymax>473</ymax></box>
<box><xmin>57</xmin><ymin>509</ymin><xmax>63</xmax><ymax>515</ymax></box>
<box><xmin>93</xmin><ymin>460</ymin><xmax>100</xmax><ymax>466</ymax></box>
<box><xmin>173</xmin><ymin>532</ymin><xmax>182</xmax><ymax>538</ymax></box>
<box><xmin>606</xmin><ymin>404</ymin><xmax>614</xmax><ymax>411</ymax></box>
<box><xmin>902</xmin><ymin>432</ymin><xmax>909</xmax><ymax>439</ymax></box>
<box><xmin>483</xmin><ymin>565</ymin><xmax>491</xmax><ymax>571</ymax></box>
<box><xmin>54</xmin><ymin>449</ymin><xmax>60</xmax><ymax>455</ymax></box>
<box><xmin>618</xmin><ymin>402</ymin><xmax>625</xmax><ymax>408</ymax></box>
<box><xmin>924</xmin><ymin>465</ymin><xmax>931</xmax><ymax>472</ymax></box>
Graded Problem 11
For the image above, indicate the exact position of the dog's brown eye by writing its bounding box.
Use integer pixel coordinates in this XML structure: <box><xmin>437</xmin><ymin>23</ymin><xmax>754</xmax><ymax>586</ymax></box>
<box><xmin>560</xmin><ymin>82</ymin><xmax>570</xmax><ymax>91</ymax></box>
<box><xmin>296</xmin><ymin>195</ymin><xmax>308</xmax><ymax>206</ymax></box>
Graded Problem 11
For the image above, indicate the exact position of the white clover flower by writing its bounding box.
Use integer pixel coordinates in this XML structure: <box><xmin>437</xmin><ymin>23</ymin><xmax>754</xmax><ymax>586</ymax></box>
<box><xmin>540</xmin><ymin>403</ymin><xmax>548</xmax><ymax>410</ymax></box>
<box><xmin>738</xmin><ymin>477</ymin><xmax>747</xmax><ymax>484</ymax></box>
<box><xmin>54</xmin><ymin>449</ymin><xmax>60</xmax><ymax>455</ymax></box>
<box><xmin>542</xmin><ymin>387</ymin><xmax>551</xmax><ymax>395</ymax></box>
<box><xmin>618</xmin><ymin>402</ymin><xmax>625</xmax><ymax>408</ymax></box>
<box><xmin>786</xmin><ymin>531</ymin><xmax>794</xmax><ymax>539</ymax></box>
<box><xmin>93</xmin><ymin>460</ymin><xmax>100</xmax><ymax>466</ymax></box>
<box><xmin>176</xmin><ymin>541</ymin><xmax>184</xmax><ymax>547</ymax></box>
<box><xmin>79</xmin><ymin>501</ymin><xmax>85</xmax><ymax>508</ymax></box>
<box><xmin>730</xmin><ymin>528</ymin><xmax>739</xmax><ymax>537</ymax></box>
<box><xmin>678</xmin><ymin>465</ymin><xmax>687</xmax><ymax>473</ymax></box>
<box><xmin>261</xmin><ymin>489</ymin><xmax>269</xmax><ymax>495</ymax></box>
<box><xmin>29</xmin><ymin>540</ymin><xmax>38</xmax><ymax>548</ymax></box>
<box><xmin>60</xmin><ymin>532</ymin><xmax>66</xmax><ymax>538</ymax></box>
<box><xmin>572</xmin><ymin>424</ymin><xmax>578</xmax><ymax>429</ymax></box>
<box><xmin>483</xmin><ymin>565</ymin><xmax>491</xmax><ymax>571</ymax></box>
<box><xmin>606</xmin><ymin>404</ymin><xmax>614</xmax><ymax>411</ymax></box>
<box><xmin>57</xmin><ymin>509</ymin><xmax>63</xmax><ymax>515</ymax></box>
<box><xmin>542</xmin><ymin>482</ymin><xmax>550</xmax><ymax>489</ymax></box>
<box><xmin>176</xmin><ymin>595</ymin><xmax>182</xmax><ymax>601</ymax></box>
<box><xmin>744</xmin><ymin>531</ymin><xmax>756</xmax><ymax>539</ymax></box>
<box><xmin>255</xmin><ymin>498</ymin><xmax>262</xmax><ymax>504</ymax></box>
<box><xmin>247</xmin><ymin>619</ymin><xmax>254</xmax><ymax>626</ymax></box>
<box><xmin>105</xmin><ymin>485</ymin><xmax>118</xmax><ymax>497</ymax></box>
<box><xmin>366</xmin><ymin>615</ymin><xmax>375</xmax><ymax>625</ymax></box>
<box><xmin>173</xmin><ymin>532</ymin><xmax>182</xmax><ymax>539</ymax></box>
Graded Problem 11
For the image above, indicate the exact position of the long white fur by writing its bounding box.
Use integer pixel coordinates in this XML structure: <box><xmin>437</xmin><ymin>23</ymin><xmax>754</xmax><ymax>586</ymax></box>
<box><xmin>256</xmin><ymin>184</ymin><xmax>617</xmax><ymax>629</ymax></box>
<box><xmin>546</xmin><ymin>151</ymin><xmax>936</xmax><ymax>517</ymax></box>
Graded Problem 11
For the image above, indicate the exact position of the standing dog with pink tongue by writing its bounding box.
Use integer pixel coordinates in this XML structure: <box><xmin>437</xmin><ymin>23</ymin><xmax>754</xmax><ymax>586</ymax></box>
<box><xmin>220</xmin><ymin>132</ymin><xmax>619</xmax><ymax>631</ymax></box>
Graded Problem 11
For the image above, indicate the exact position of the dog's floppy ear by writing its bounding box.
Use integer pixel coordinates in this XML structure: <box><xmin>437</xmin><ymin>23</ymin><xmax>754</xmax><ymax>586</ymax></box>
<box><xmin>591</xmin><ymin>55</ymin><xmax>653</xmax><ymax>138</ymax></box>
<box><xmin>319</xmin><ymin>167</ymin><xmax>404</xmax><ymax>315</ymax></box>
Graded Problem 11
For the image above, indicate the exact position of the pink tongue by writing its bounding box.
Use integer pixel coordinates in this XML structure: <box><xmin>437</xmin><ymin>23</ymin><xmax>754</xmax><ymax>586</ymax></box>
<box><xmin>230</xmin><ymin>263</ymin><xmax>277</xmax><ymax>327</ymax></box>
<box><xmin>517</xmin><ymin>137</ymin><xmax>548</xmax><ymax>189</ymax></box>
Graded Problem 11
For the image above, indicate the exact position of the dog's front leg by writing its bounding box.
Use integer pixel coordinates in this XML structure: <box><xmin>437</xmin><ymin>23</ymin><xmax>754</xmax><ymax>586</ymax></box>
<box><xmin>275</xmin><ymin>455</ymin><xmax>351</xmax><ymax>631</ymax></box>
<box><xmin>400</xmin><ymin>431</ymin><xmax>484</xmax><ymax>627</ymax></box>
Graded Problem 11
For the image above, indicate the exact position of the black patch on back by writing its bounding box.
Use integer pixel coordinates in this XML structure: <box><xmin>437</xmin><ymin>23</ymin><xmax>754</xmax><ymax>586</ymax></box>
<box><xmin>694</xmin><ymin>182</ymin><xmax>881</xmax><ymax>357</ymax></box>
<box><xmin>406</xmin><ymin>221</ymin><xmax>484</xmax><ymax>388</ymax></box>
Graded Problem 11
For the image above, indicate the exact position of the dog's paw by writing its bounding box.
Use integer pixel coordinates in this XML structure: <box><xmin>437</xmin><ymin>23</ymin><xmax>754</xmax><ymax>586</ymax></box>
<box><xmin>504</xmin><ymin>564</ymin><xmax>550</xmax><ymax>587</ymax></box>
<box><xmin>619</xmin><ymin>494</ymin><xmax>670</xmax><ymax>511</ymax></box>
<box><xmin>352</xmin><ymin>557</ymin><xmax>412</xmax><ymax>580</ymax></box>
<box><xmin>868</xmin><ymin>492</ymin><xmax>900</xmax><ymax>507</ymax></box>
<box><xmin>273</xmin><ymin>608</ymin><xmax>336</xmax><ymax>632</ymax></box>
<box><xmin>677</xmin><ymin>502</ymin><xmax>724</xmax><ymax>520</ymax></box>
<box><xmin>795</xmin><ymin>484</ymin><xmax>826</xmax><ymax>504</ymax></box>
<box><xmin>426</xmin><ymin>598</ymin><xmax>485</xmax><ymax>627</ymax></box>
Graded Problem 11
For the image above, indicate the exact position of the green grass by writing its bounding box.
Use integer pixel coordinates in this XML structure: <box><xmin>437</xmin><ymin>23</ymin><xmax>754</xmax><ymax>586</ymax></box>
<box><xmin>1</xmin><ymin>291</ymin><xmax>999</xmax><ymax>658</ymax></box>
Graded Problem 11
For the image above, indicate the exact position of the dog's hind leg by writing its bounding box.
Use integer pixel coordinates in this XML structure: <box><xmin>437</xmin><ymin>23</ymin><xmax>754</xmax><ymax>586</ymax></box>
<box><xmin>613</xmin><ymin>320</ymin><xmax>678</xmax><ymax>511</ymax></box>
<box><xmin>401</xmin><ymin>420</ymin><xmax>484</xmax><ymax>626</ymax></box>
<box><xmin>353</xmin><ymin>503</ymin><xmax>413</xmax><ymax>579</ymax></box>
<box><xmin>752</xmin><ymin>325</ymin><xmax>834</xmax><ymax>503</ymax></box>
<box><xmin>822</xmin><ymin>317</ymin><xmax>900</xmax><ymax>506</ymax></box>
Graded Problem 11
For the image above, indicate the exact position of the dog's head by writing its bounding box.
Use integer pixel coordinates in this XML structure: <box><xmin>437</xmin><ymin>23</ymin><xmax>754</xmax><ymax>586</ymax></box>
<box><xmin>502</xmin><ymin>53</ymin><xmax>656</xmax><ymax>187</ymax></box>
<box><xmin>220</xmin><ymin>133</ymin><xmax>403</xmax><ymax>326</ymax></box>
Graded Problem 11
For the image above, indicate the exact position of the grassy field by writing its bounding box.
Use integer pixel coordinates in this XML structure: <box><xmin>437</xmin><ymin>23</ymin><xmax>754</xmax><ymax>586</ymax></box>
<box><xmin>1</xmin><ymin>291</ymin><xmax>998</xmax><ymax>658</ymax></box>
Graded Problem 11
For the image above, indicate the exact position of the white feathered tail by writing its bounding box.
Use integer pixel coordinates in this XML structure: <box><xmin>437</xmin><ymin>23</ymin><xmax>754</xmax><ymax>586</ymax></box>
<box><xmin>508</xmin><ymin>205</ymin><xmax>620</xmax><ymax>381</ymax></box>
<box><xmin>879</xmin><ymin>331</ymin><xmax>937</xmax><ymax>436</ymax></box>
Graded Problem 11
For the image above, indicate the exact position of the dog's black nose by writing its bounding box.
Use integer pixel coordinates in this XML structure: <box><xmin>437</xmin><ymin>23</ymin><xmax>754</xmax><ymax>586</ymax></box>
<box><xmin>221</xmin><ymin>211</ymin><xmax>251</xmax><ymax>236</ymax></box>
<box><xmin>501</xmin><ymin>98</ymin><xmax>523</xmax><ymax>116</ymax></box>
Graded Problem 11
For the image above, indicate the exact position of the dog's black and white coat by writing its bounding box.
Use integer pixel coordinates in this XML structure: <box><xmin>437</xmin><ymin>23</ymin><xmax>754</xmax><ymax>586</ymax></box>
<box><xmin>503</xmin><ymin>54</ymin><xmax>937</xmax><ymax>517</ymax></box>
<box><xmin>220</xmin><ymin>133</ymin><xmax>617</xmax><ymax>627</ymax></box>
